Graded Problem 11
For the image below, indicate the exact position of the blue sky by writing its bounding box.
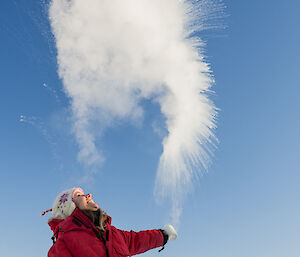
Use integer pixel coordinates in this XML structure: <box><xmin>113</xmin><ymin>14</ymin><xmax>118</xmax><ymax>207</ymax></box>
<box><xmin>0</xmin><ymin>0</ymin><xmax>299</xmax><ymax>256</ymax></box>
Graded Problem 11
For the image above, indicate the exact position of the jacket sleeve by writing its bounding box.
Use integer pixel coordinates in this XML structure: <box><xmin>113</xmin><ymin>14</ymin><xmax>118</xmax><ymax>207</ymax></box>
<box><xmin>119</xmin><ymin>228</ymin><xmax>164</xmax><ymax>256</ymax></box>
<box><xmin>48</xmin><ymin>238</ymin><xmax>73</xmax><ymax>257</ymax></box>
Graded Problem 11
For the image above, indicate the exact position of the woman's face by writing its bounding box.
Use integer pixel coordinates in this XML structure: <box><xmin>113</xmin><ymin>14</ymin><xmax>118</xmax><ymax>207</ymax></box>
<box><xmin>72</xmin><ymin>189</ymin><xmax>99</xmax><ymax>211</ymax></box>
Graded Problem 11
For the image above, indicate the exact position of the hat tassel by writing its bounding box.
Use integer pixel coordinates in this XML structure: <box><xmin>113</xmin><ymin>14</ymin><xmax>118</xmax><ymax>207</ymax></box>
<box><xmin>41</xmin><ymin>209</ymin><xmax>52</xmax><ymax>216</ymax></box>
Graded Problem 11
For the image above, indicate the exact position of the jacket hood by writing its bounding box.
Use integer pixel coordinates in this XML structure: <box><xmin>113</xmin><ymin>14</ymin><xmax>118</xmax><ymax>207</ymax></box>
<box><xmin>48</xmin><ymin>218</ymin><xmax>64</xmax><ymax>233</ymax></box>
<box><xmin>48</xmin><ymin>207</ymin><xmax>111</xmax><ymax>234</ymax></box>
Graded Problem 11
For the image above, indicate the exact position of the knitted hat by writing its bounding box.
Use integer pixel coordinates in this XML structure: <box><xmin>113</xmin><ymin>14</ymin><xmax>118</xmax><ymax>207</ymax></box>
<box><xmin>43</xmin><ymin>188</ymin><xmax>84</xmax><ymax>221</ymax></box>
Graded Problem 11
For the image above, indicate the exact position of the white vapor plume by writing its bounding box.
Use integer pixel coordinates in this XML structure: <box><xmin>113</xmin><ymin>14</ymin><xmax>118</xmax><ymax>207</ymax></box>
<box><xmin>49</xmin><ymin>0</ymin><xmax>220</xmax><ymax>225</ymax></box>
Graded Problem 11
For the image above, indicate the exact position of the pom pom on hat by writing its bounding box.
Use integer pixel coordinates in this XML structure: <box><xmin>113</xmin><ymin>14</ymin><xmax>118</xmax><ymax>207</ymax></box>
<box><xmin>43</xmin><ymin>188</ymin><xmax>84</xmax><ymax>221</ymax></box>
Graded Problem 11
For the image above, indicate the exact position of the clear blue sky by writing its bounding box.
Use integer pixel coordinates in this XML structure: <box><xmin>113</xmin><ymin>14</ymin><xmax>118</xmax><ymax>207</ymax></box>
<box><xmin>0</xmin><ymin>0</ymin><xmax>299</xmax><ymax>256</ymax></box>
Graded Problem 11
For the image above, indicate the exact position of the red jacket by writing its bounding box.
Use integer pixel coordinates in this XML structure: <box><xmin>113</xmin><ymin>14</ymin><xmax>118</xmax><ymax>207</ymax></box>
<box><xmin>48</xmin><ymin>208</ymin><xmax>164</xmax><ymax>257</ymax></box>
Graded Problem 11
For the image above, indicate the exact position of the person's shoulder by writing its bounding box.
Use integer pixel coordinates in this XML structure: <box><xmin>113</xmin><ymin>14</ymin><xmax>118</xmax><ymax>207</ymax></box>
<box><xmin>59</xmin><ymin>215</ymin><xmax>84</xmax><ymax>232</ymax></box>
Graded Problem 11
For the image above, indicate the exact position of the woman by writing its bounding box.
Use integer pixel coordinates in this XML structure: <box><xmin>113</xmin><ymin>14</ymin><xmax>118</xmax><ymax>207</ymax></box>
<box><xmin>42</xmin><ymin>188</ymin><xmax>178</xmax><ymax>257</ymax></box>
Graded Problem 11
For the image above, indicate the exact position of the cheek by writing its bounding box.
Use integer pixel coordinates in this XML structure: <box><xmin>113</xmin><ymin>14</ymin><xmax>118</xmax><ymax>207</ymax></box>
<box><xmin>74</xmin><ymin>198</ymin><xmax>86</xmax><ymax>208</ymax></box>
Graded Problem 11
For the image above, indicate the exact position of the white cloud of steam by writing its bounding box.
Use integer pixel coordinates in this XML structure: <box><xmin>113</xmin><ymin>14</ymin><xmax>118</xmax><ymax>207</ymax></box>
<box><xmin>49</xmin><ymin>0</ymin><xmax>220</xmax><ymax>225</ymax></box>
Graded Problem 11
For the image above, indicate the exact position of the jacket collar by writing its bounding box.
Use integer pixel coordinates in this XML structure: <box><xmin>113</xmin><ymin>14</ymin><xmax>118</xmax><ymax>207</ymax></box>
<box><xmin>72</xmin><ymin>208</ymin><xmax>112</xmax><ymax>227</ymax></box>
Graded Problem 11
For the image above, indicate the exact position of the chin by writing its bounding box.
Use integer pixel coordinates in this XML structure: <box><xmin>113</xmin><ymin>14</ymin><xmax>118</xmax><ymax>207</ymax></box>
<box><xmin>88</xmin><ymin>203</ymin><xmax>98</xmax><ymax>210</ymax></box>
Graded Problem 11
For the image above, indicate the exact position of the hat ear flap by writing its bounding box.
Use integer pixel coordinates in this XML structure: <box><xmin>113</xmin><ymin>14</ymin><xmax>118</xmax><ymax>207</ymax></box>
<box><xmin>66</xmin><ymin>201</ymin><xmax>76</xmax><ymax>216</ymax></box>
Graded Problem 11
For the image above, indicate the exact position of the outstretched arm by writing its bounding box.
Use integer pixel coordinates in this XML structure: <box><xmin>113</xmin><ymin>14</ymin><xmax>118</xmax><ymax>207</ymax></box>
<box><xmin>120</xmin><ymin>228</ymin><xmax>164</xmax><ymax>255</ymax></box>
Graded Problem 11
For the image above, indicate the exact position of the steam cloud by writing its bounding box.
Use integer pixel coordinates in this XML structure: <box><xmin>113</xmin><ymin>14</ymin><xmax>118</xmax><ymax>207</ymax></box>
<box><xmin>49</xmin><ymin>0</ymin><xmax>219</xmax><ymax>225</ymax></box>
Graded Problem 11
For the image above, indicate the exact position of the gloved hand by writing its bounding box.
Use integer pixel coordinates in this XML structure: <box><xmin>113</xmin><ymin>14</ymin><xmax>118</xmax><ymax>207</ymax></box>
<box><xmin>163</xmin><ymin>224</ymin><xmax>178</xmax><ymax>241</ymax></box>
